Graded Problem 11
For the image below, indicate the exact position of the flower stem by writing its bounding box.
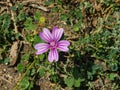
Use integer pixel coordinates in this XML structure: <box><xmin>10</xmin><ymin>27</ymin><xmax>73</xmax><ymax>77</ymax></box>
<box><xmin>13</xmin><ymin>58</ymin><xmax>37</xmax><ymax>90</ymax></box>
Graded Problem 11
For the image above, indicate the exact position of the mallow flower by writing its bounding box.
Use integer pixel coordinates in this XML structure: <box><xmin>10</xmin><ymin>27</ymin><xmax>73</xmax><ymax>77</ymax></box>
<box><xmin>34</xmin><ymin>27</ymin><xmax>70</xmax><ymax>62</ymax></box>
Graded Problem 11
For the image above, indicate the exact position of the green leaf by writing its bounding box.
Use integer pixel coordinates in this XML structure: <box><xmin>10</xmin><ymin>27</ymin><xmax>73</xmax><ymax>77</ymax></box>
<box><xmin>11</xmin><ymin>6</ymin><xmax>17</xmax><ymax>11</ymax></box>
<box><xmin>25</xmin><ymin>34</ymin><xmax>31</xmax><ymax>42</ymax></box>
<box><xmin>50</xmin><ymin>74</ymin><xmax>59</xmax><ymax>83</ymax></box>
<box><xmin>34</xmin><ymin>11</ymin><xmax>41</xmax><ymax>21</ymax></box>
<box><xmin>109</xmin><ymin>73</ymin><xmax>115</xmax><ymax>80</ymax></box>
<box><xmin>39</xmin><ymin>67</ymin><xmax>46</xmax><ymax>77</ymax></box>
<box><xmin>17</xmin><ymin>12</ymin><xmax>25</xmax><ymax>21</ymax></box>
<box><xmin>44</xmin><ymin>0</ymin><xmax>54</xmax><ymax>5</ymax></box>
<box><xmin>111</xmin><ymin>63</ymin><xmax>118</xmax><ymax>71</ymax></box>
<box><xmin>87</xmin><ymin>71</ymin><xmax>93</xmax><ymax>80</ymax></box>
<box><xmin>60</xmin><ymin>14</ymin><xmax>69</xmax><ymax>21</ymax></box>
<box><xmin>20</xmin><ymin>77</ymin><xmax>29</xmax><ymax>90</ymax></box>
<box><xmin>33</xmin><ymin>35</ymin><xmax>44</xmax><ymax>45</ymax></box>
<box><xmin>52</xmin><ymin>7</ymin><xmax>58</xmax><ymax>12</ymax></box>
<box><xmin>17</xmin><ymin>63</ymin><xmax>25</xmax><ymax>72</ymax></box>
<box><xmin>73</xmin><ymin>24</ymin><xmax>79</xmax><ymax>32</ymax></box>
<box><xmin>56</xmin><ymin>0</ymin><xmax>62</xmax><ymax>5</ymax></box>
<box><xmin>2</xmin><ymin>17</ymin><xmax>11</xmax><ymax>31</ymax></box>
<box><xmin>64</xmin><ymin>77</ymin><xmax>74</xmax><ymax>87</ymax></box>
<box><xmin>4</xmin><ymin>58</ymin><xmax>10</xmax><ymax>65</ymax></box>
<box><xmin>74</xmin><ymin>79</ymin><xmax>81</xmax><ymax>87</ymax></box>
<box><xmin>74</xmin><ymin>78</ymin><xmax>84</xmax><ymax>87</ymax></box>
<box><xmin>18</xmin><ymin>3</ymin><xmax>23</xmax><ymax>10</ymax></box>
<box><xmin>28</xmin><ymin>81</ymin><xmax>33</xmax><ymax>90</ymax></box>
<box><xmin>30</xmin><ymin>68</ymin><xmax>36</xmax><ymax>76</ymax></box>
<box><xmin>24</xmin><ymin>17</ymin><xmax>35</xmax><ymax>30</ymax></box>
<box><xmin>39</xmin><ymin>54</ymin><xmax>45</xmax><ymax>60</ymax></box>
<box><xmin>75</xmin><ymin>9</ymin><xmax>82</xmax><ymax>20</ymax></box>
<box><xmin>21</xmin><ymin>53</ymin><xmax>30</xmax><ymax>61</ymax></box>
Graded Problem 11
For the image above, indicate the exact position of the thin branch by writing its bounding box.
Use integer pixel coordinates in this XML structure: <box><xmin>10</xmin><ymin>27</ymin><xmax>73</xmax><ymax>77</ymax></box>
<box><xmin>21</xmin><ymin>1</ymin><xmax>49</xmax><ymax>12</ymax></box>
<box><xmin>0</xmin><ymin>76</ymin><xmax>13</xmax><ymax>85</ymax></box>
<box><xmin>7</xmin><ymin>0</ymin><xmax>18</xmax><ymax>33</ymax></box>
<box><xmin>30</xmin><ymin>3</ymin><xmax>49</xmax><ymax>12</ymax></box>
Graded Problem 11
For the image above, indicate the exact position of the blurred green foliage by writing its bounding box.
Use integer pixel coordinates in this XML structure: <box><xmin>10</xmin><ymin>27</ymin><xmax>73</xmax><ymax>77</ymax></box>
<box><xmin>0</xmin><ymin>0</ymin><xmax>120</xmax><ymax>90</ymax></box>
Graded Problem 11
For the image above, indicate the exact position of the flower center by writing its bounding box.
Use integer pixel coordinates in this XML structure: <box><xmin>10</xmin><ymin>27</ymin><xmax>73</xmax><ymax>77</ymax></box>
<box><xmin>50</xmin><ymin>41</ymin><xmax>57</xmax><ymax>48</ymax></box>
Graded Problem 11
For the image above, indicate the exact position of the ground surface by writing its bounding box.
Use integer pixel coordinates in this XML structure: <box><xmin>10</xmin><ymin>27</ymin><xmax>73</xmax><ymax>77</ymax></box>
<box><xmin>0</xmin><ymin>0</ymin><xmax>69</xmax><ymax>90</ymax></box>
<box><xmin>0</xmin><ymin>64</ymin><xmax>21</xmax><ymax>90</ymax></box>
<box><xmin>0</xmin><ymin>0</ymin><xmax>120</xmax><ymax>90</ymax></box>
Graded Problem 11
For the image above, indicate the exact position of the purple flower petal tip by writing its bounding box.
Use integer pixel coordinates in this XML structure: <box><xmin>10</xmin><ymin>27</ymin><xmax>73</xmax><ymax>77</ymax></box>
<box><xmin>48</xmin><ymin>49</ymin><xmax>58</xmax><ymax>62</ymax></box>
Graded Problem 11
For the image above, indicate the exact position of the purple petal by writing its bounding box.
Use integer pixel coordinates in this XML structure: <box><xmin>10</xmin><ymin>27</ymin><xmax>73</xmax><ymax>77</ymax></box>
<box><xmin>57</xmin><ymin>40</ymin><xmax>70</xmax><ymax>52</ymax></box>
<box><xmin>34</xmin><ymin>43</ymin><xmax>50</xmax><ymax>55</ymax></box>
<box><xmin>58</xmin><ymin>40</ymin><xmax>70</xmax><ymax>46</ymax></box>
<box><xmin>39</xmin><ymin>28</ymin><xmax>53</xmax><ymax>42</ymax></box>
<box><xmin>58</xmin><ymin>46</ymin><xmax>69</xmax><ymax>52</ymax></box>
<box><xmin>48</xmin><ymin>49</ymin><xmax>59</xmax><ymax>62</ymax></box>
<box><xmin>52</xmin><ymin>28</ymin><xmax>64</xmax><ymax>41</ymax></box>
<box><xmin>52</xmin><ymin>26</ymin><xmax>59</xmax><ymax>33</ymax></box>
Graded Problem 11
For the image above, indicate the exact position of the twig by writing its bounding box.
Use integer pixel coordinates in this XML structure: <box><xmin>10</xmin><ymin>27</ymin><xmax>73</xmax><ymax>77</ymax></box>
<box><xmin>30</xmin><ymin>3</ymin><xmax>49</xmax><ymax>12</ymax></box>
<box><xmin>104</xmin><ymin>25</ymin><xmax>113</xmax><ymax>30</ymax></box>
<box><xmin>103</xmin><ymin>4</ymin><xmax>113</xmax><ymax>14</ymax></box>
<box><xmin>21</xmin><ymin>1</ymin><xmax>49</xmax><ymax>12</ymax></box>
<box><xmin>7</xmin><ymin>0</ymin><xmax>18</xmax><ymax>33</ymax></box>
<box><xmin>0</xmin><ymin>7</ymin><xmax>7</xmax><ymax>15</ymax></box>
<box><xmin>0</xmin><ymin>76</ymin><xmax>13</xmax><ymax>85</ymax></box>
<box><xmin>0</xmin><ymin>2</ymin><xmax>8</xmax><ymax>5</ymax></box>
<box><xmin>87</xmin><ymin>44</ymin><xmax>98</xmax><ymax>51</ymax></box>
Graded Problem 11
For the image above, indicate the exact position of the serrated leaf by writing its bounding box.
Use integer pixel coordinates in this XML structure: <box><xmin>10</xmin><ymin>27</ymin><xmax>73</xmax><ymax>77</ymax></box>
<box><xmin>28</xmin><ymin>81</ymin><xmax>33</xmax><ymax>90</ymax></box>
<box><xmin>24</xmin><ymin>17</ymin><xmax>35</xmax><ymax>30</ymax></box>
<box><xmin>52</xmin><ymin>7</ymin><xmax>58</xmax><ymax>12</ymax></box>
<box><xmin>60</xmin><ymin>14</ymin><xmax>69</xmax><ymax>21</ymax></box>
<box><xmin>21</xmin><ymin>53</ymin><xmax>30</xmax><ymax>61</ymax></box>
<box><xmin>17</xmin><ymin>63</ymin><xmax>25</xmax><ymax>72</ymax></box>
<box><xmin>74</xmin><ymin>78</ymin><xmax>85</xmax><ymax>87</ymax></box>
<box><xmin>18</xmin><ymin>12</ymin><xmax>25</xmax><ymax>21</ymax></box>
<box><xmin>74</xmin><ymin>79</ymin><xmax>81</xmax><ymax>87</ymax></box>
<box><xmin>2</xmin><ymin>17</ymin><xmax>11</xmax><ymax>31</ymax></box>
<box><xmin>87</xmin><ymin>71</ymin><xmax>93</xmax><ymax>80</ymax></box>
<box><xmin>39</xmin><ymin>67</ymin><xmax>46</xmax><ymax>77</ymax></box>
<box><xmin>18</xmin><ymin>3</ymin><xmax>23</xmax><ymax>10</ymax></box>
<box><xmin>109</xmin><ymin>73</ymin><xmax>115</xmax><ymax>80</ymax></box>
<box><xmin>33</xmin><ymin>35</ymin><xmax>44</xmax><ymax>45</ymax></box>
<box><xmin>64</xmin><ymin>77</ymin><xmax>74</xmax><ymax>87</ymax></box>
<box><xmin>50</xmin><ymin>74</ymin><xmax>59</xmax><ymax>83</ymax></box>
<box><xmin>39</xmin><ymin>54</ymin><xmax>45</xmax><ymax>60</ymax></box>
<box><xmin>20</xmin><ymin>77</ymin><xmax>29</xmax><ymax>90</ymax></box>
<box><xmin>31</xmin><ymin>68</ymin><xmax>36</xmax><ymax>76</ymax></box>
<box><xmin>34</xmin><ymin>11</ymin><xmax>41</xmax><ymax>21</ymax></box>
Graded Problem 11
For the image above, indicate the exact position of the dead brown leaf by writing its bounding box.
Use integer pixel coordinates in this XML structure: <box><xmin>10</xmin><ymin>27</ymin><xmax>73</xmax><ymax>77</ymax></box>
<box><xmin>9</xmin><ymin>41</ymin><xmax>22</xmax><ymax>66</ymax></box>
